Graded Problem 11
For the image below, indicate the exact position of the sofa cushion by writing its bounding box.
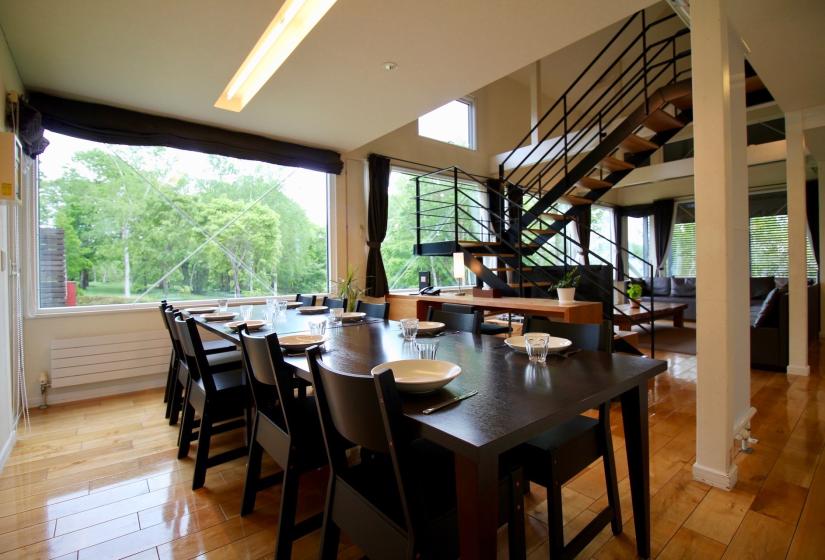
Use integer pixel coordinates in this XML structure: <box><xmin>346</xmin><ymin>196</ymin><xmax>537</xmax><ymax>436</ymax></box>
<box><xmin>670</xmin><ymin>277</ymin><xmax>696</xmax><ymax>297</ymax></box>
<box><xmin>753</xmin><ymin>287</ymin><xmax>783</xmax><ymax>328</ymax></box>
<box><xmin>750</xmin><ymin>276</ymin><xmax>775</xmax><ymax>300</ymax></box>
<box><xmin>651</xmin><ymin>277</ymin><xmax>671</xmax><ymax>296</ymax></box>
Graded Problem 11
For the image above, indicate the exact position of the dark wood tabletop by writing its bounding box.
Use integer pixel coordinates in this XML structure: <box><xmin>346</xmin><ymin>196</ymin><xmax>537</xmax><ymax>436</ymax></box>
<box><xmin>193</xmin><ymin>310</ymin><xmax>667</xmax><ymax>559</ymax></box>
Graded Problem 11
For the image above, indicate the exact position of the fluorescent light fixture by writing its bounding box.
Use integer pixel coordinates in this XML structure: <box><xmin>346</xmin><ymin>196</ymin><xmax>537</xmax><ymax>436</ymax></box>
<box><xmin>215</xmin><ymin>0</ymin><xmax>337</xmax><ymax>112</ymax></box>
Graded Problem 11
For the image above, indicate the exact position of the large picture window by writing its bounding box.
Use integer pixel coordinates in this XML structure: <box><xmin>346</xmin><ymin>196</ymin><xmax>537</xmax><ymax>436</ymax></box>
<box><xmin>36</xmin><ymin>131</ymin><xmax>330</xmax><ymax>308</ymax></box>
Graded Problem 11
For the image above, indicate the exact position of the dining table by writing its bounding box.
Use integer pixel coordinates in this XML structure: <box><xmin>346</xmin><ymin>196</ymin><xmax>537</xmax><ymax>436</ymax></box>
<box><xmin>194</xmin><ymin>305</ymin><xmax>667</xmax><ymax>559</ymax></box>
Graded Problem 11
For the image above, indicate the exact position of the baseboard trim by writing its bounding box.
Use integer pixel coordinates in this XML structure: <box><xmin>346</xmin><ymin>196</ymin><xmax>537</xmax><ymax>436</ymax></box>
<box><xmin>0</xmin><ymin>429</ymin><xmax>17</xmax><ymax>475</ymax></box>
<box><xmin>787</xmin><ymin>364</ymin><xmax>811</xmax><ymax>376</ymax></box>
<box><xmin>692</xmin><ymin>462</ymin><xmax>738</xmax><ymax>490</ymax></box>
<box><xmin>33</xmin><ymin>374</ymin><xmax>166</xmax><ymax>406</ymax></box>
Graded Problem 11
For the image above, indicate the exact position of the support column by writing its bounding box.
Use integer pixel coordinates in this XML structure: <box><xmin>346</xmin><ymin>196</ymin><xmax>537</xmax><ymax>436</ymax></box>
<box><xmin>786</xmin><ymin>112</ymin><xmax>809</xmax><ymax>375</ymax></box>
<box><xmin>819</xmin><ymin>163</ymin><xmax>825</xmax><ymax>337</ymax></box>
<box><xmin>691</xmin><ymin>0</ymin><xmax>750</xmax><ymax>490</ymax></box>
<box><xmin>529</xmin><ymin>61</ymin><xmax>542</xmax><ymax>146</ymax></box>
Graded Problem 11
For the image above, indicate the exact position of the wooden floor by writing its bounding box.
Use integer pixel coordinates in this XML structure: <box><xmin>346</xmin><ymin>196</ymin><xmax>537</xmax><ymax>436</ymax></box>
<box><xmin>1</xmin><ymin>343</ymin><xmax>824</xmax><ymax>559</ymax></box>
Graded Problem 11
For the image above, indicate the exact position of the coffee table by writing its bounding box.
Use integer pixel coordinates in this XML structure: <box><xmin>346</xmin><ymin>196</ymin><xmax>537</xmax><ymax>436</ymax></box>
<box><xmin>613</xmin><ymin>302</ymin><xmax>688</xmax><ymax>331</ymax></box>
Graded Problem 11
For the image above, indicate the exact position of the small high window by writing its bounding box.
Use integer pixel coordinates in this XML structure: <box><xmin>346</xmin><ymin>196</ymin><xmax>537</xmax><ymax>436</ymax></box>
<box><xmin>418</xmin><ymin>98</ymin><xmax>475</xmax><ymax>149</ymax></box>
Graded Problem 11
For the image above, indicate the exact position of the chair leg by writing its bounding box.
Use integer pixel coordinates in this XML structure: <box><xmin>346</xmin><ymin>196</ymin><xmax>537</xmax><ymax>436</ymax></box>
<box><xmin>599</xmin><ymin>403</ymin><xmax>622</xmax><ymax>535</ymax></box>
<box><xmin>274</xmin><ymin>463</ymin><xmax>301</xmax><ymax>560</ymax></box>
<box><xmin>507</xmin><ymin>467</ymin><xmax>526</xmax><ymax>559</ymax></box>
<box><xmin>168</xmin><ymin>374</ymin><xmax>183</xmax><ymax>426</ymax></box>
<box><xmin>177</xmin><ymin>399</ymin><xmax>195</xmax><ymax>459</ymax></box>
<box><xmin>240</xmin><ymin>422</ymin><xmax>263</xmax><ymax>516</ymax></box>
<box><xmin>163</xmin><ymin>351</ymin><xmax>175</xmax><ymax>407</ymax></box>
<box><xmin>319</xmin><ymin>477</ymin><xmax>341</xmax><ymax>560</ymax></box>
<box><xmin>192</xmin><ymin>408</ymin><xmax>213</xmax><ymax>490</ymax></box>
<box><xmin>546</xmin><ymin>458</ymin><xmax>565</xmax><ymax>559</ymax></box>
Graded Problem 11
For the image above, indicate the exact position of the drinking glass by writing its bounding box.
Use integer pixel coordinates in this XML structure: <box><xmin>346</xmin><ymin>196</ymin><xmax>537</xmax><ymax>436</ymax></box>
<box><xmin>309</xmin><ymin>318</ymin><xmax>327</xmax><ymax>337</ymax></box>
<box><xmin>217</xmin><ymin>298</ymin><xmax>229</xmax><ymax>312</ymax></box>
<box><xmin>416</xmin><ymin>339</ymin><xmax>439</xmax><ymax>360</ymax></box>
<box><xmin>525</xmin><ymin>333</ymin><xmax>551</xmax><ymax>363</ymax></box>
<box><xmin>275</xmin><ymin>300</ymin><xmax>288</xmax><ymax>316</ymax></box>
<box><xmin>241</xmin><ymin>305</ymin><xmax>254</xmax><ymax>321</ymax></box>
<box><xmin>265</xmin><ymin>297</ymin><xmax>276</xmax><ymax>308</ymax></box>
<box><xmin>329</xmin><ymin>308</ymin><xmax>344</xmax><ymax>325</ymax></box>
<box><xmin>400</xmin><ymin>318</ymin><xmax>419</xmax><ymax>341</ymax></box>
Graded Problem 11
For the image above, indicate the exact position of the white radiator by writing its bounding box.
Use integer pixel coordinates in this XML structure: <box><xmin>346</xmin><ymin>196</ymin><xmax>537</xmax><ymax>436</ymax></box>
<box><xmin>50</xmin><ymin>330</ymin><xmax>171</xmax><ymax>388</ymax></box>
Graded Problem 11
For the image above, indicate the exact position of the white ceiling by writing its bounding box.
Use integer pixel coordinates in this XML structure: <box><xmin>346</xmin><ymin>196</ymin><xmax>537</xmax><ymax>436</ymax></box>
<box><xmin>0</xmin><ymin>0</ymin><xmax>655</xmax><ymax>153</ymax></box>
<box><xmin>724</xmin><ymin>0</ymin><xmax>825</xmax><ymax>112</ymax></box>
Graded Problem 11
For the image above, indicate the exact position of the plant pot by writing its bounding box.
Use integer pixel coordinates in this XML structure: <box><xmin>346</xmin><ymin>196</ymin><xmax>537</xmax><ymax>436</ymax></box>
<box><xmin>630</xmin><ymin>298</ymin><xmax>641</xmax><ymax>309</ymax></box>
<box><xmin>557</xmin><ymin>287</ymin><xmax>576</xmax><ymax>303</ymax></box>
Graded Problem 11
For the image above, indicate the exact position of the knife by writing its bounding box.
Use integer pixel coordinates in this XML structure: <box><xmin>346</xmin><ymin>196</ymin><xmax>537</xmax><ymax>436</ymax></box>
<box><xmin>422</xmin><ymin>390</ymin><xmax>478</xmax><ymax>415</ymax></box>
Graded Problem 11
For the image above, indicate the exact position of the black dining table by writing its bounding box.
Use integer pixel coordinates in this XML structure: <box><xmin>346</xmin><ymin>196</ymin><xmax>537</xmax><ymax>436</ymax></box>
<box><xmin>195</xmin><ymin>307</ymin><xmax>667</xmax><ymax>559</ymax></box>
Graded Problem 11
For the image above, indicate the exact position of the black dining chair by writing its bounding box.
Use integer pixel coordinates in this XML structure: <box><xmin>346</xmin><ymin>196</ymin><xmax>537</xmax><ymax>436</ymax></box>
<box><xmin>296</xmin><ymin>294</ymin><xmax>316</xmax><ymax>306</ymax></box>
<box><xmin>237</xmin><ymin>328</ymin><xmax>328</xmax><ymax>559</ymax></box>
<box><xmin>426</xmin><ymin>306</ymin><xmax>482</xmax><ymax>334</ymax></box>
<box><xmin>174</xmin><ymin>315</ymin><xmax>250</xmax><ymax>489</ymax></box>
<box><xmin>306</xmin><ymin>346</ymin><xmax>526</xmax><ymax>560</ymax></box>
<box><xmin>162</xmin><ymin>307</ymin><xmax>238</xmax><ymax>425</ymax></box>
<box><xmin>159</xmin><ymin>301</ymin><xmax>175</xmax><ymax>410</ymax></box>
<box><xmin>321</xmin><ymin>296</ymin><xmax>348</xmax><ymax>310</ymax></box>
<box><xmin>355</xmin><ymin>300</ymin><xmax>390</xmax><ymax>320</ymax></box>
<box><xmin>441</xmin><ymin>303</ymin><xmax>510</xmax><ymax>336</ymax></box>
<box><xmin>517</xmin><ymin>316</ymin><xmax>622</xmax><ymax>558</ymax></box>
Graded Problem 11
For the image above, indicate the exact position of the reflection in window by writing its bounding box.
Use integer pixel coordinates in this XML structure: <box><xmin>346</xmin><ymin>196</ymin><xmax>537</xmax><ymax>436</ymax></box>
<box><xmin>37</xmin><ymin>131</ymin><xmax>329</xmax><ymax>308</ymax></box>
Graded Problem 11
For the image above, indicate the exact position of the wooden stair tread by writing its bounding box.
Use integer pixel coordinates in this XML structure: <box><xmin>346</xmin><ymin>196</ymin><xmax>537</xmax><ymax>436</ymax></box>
<box><xmin>599</xmin><ymin>156</ymin><xmax>635</xmax><ymax>172</ymax></box>
<box><xmin>488</xmin><ymin>267</ymin><xmax>533</xmax><ymax>272</ymax></box>
<box><xmin>472</xmin><ymin>252</ymin><xmax>515</xmax><ymax>257</ymax></box>
<box><xmin>508</xmin><ymin>281</ymin><xmax>553</xmax><ymax>288</ymax></box>
<box><xmin>621</xmin><ymin>134</ymin><xmax>659</xmax><ymax>154</ymax></box>
<box><xmin>526</xmin><ymin>229</ymin><xmax>558</xmax><ymax>236</ymax></box>
<box><xmin>564</xmin><ymin>195</ymin><xmax>593</xmax><ymax>206</ymax></box>
<box><xmin>671</xmin><ymin>94</ymin><xmax>692</xmax><ymax>111</ymax></box>
<box><xmin>459</xmin><ymin>241</ymin><xmax>500</xmax><ymax>247</ymax></box>
<box><xmin>577</xmin><ymin>176</ymin><xmax>613</xmax><ymax>190</ymax></box>
<box><xmin>645</xmin><ymin>109</ymin><xmax>685</xmax><ymax>132</ymax></box>
<box><xmin>540</xmin><ymin>213</ymin><xmax>576</xmax><ymax>221</ymax></box>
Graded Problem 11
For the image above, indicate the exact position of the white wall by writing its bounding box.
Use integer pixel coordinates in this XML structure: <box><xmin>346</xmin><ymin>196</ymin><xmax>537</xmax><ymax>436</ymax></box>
<box><xmin>0</xmin><ymin>27</ymin><xmax>23</xmax><ymax>469</ymax></box>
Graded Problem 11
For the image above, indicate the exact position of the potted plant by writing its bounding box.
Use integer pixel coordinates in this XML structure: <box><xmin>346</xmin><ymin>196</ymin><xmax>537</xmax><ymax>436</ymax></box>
<box><xmin>553</xmin><ymin>267</ymin><xmax>581</xmax><ymax>303</ymax></box>
<box><xmin>627</xmin><ymin>283</ymin><xmax>643</xmax><ymax>308</ymax></box>
<box><xmin>332</xmin><ymin>267</ymin><xmax>366</xmax><ymax>312</ymax></box>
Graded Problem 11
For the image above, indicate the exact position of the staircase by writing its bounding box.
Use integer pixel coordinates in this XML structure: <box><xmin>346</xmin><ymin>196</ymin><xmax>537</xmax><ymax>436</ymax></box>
<box><xmin>412</xmin><ymin>9</ymin><xmax>772</xmax><ymax>348</ymax></box>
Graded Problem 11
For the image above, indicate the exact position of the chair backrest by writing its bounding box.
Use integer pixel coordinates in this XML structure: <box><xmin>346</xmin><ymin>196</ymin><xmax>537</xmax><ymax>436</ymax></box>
<box><xmin>163</xmin><ymin>307</ymin><xmax>185</xmax><ymax>360</ymax></box>
<box><xmin>296</xmin><ymin>294</ymin><xmax>316</xmax><ymax>306</ymax></box>
<box><xmin>355</xmin><ymin>300</ymin><xmax>389</xmax><ymax>320</ymax></box>
<box><xmin>322</xmin><ymin>296</ymin><xmax>347</xmax><ymax>309</ymax></box>
<box><xmin>173</xmin><ymin>315</ymin><xmax>215</xmax><ymax>392</ymax></box>
<box><xmin>426</xmin><ymin>307</ymin><xmax>482</xmax><ymax>334</ymax></box>
<box><xmin>523</xmin><ymin>316</ymin><xmax>610</xmax><ymax>352</ymax></box>
<box><xmin>238</xmin><ymin>329</ymin><xmax>293</xmax><ymax>436</ymax></box>
<box><xmin>441</xmin><ymin>303</ymin><xmax>474</xmax><ymax>315</ymax></box>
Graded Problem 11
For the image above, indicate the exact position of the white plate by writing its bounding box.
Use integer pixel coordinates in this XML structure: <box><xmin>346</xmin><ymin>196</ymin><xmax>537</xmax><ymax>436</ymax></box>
<box><xmin>298</xmin><ymin>305</ymin><xmax>329</xmax><ymax>315</ymax></box>
<box><xmin>202</xmin><ymin>312</ymin><xmax>238</xmax><ymax>322</ymax></box>
<box><xmin>340</xmin><ymin>312</ymin><xmax>366</xmax><ymax>322</ymax></box>
<box><xmin>279</xmin><ymin>333</ymin><xmax>326</xmax><ymax>351</ymax></box>
<box><xmin>286</xmin><ymin>301</ymin><xmax>303</xmax><ymax>309</ymax></box>
<box><xmin>504</xmin><ymin>334</ymin><xmax>572</xmax><ymax>354</ymax></box>
<box><xmin>371</xmin><ymin>359</ymin><xmax>462</xmax><ymax>394</ymax></box>
<box><xmin>225</xmin><ymin>320</ymin><xmax>267</xmax><ymax>332</ymax></box>
<box><xmin>417</xmin><ymin>321</ymin><xmax>446</xmax><ymax>333</ymax></box>
<box><xmin>184</xmin><ymin>306</ymin><xmax>217</xmax><ymax>315</ymax></box>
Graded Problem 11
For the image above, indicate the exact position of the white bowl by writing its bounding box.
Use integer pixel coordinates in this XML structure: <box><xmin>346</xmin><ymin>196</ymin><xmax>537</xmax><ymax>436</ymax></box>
<box><xmin>417</xmin><ymin>321</ymin><xmax>446</xmax><ymax>334</ymax></box>
<box><xmin>184</xmin><ymin>306</ymin><xmax>217</xmax><ymax>315</ymax></box>
<box><xmin>279</xmin><ymin>333</ymin><xmax>326</xmax><ymax>351</ymax></box>
<box><xmin>371</xmin><ymin>359</ymin><xmax>462</xmax><ymax>394</ymax></box>
<box><xmin>298</xmin><ymin>305</ymin><xmax>329</xmax><ymax>315</ymax></box>
<box><xmin>202</xmin><ymin>312</ymin><xmax>238</xmax><ymax>322</ymax></box>
<box><xmin>340</xmin><ymin>311</ymin><xmax>366</xmax><ymax>322</ymax></box>
<box><xmin>504</xmin><ymin>334</ymin><xmax>572</xmax><ymax>354</ymax></box>
<box><xmin>225</xmin><ymin>320</ymin><xmax>267</xmax><ymax>332</ymax></box>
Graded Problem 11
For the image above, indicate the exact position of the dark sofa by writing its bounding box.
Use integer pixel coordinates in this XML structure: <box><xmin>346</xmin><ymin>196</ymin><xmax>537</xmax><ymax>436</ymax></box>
<box><xmin>629</xmin><ymin>276</ymin><xmax>820</xmax><ymax>370</ymax></box>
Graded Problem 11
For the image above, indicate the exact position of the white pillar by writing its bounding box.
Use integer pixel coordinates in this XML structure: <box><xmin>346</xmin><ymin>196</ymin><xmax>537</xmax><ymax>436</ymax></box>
<box><xmin>691</xmin><ymin>0</ymin><xmax>750</xmax><ymax>490</ymax></box>
<box><xmin>786</xmin><ymin>112</ymin><xmax>809</xmax><ymax>375</ymax></box>
<box><xmin>529</xmin><ymin>61</ymin><xmax>542</xmax><ymax>146</ymax></box>
<box><xmin>819</xmin><ymin>163</ymin><xmax>825</xmax><ymax>337</ymax></box>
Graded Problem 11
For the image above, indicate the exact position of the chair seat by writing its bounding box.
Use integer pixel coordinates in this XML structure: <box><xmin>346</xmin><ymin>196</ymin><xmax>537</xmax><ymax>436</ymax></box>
<box><xmin>202</xmin><ymin>339</ymin><xmax>237</xmax><ymax>355</ymax></box>
<box><xmin>521</xmin><ymin>415</ymin><xmax>600</xmax><ymax>485</ymax></box>
<box><xmin>206</xmin><ymin>350</ymin><xmax>242</xmax><ymax>370</ymax></box>
<box><xmin>480</xmin><ymin>322</ymin><xmax>510</xmax><ymax>335</ymax></box>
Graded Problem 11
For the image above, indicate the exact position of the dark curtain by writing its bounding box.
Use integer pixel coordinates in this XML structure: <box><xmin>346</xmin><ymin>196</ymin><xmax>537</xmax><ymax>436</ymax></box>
<box><xmin>614</xmin><ymin>208</ymin><xmax>624</xmax><ymax>280</ymax></box>
<box><xmin>576</xmin><ymin>205</ymin><xmax>592</xmax><ymax>265</ymax></box>
<box><xmin>806</xmin><ymin>179</ymin><xmax>820</xmax><ymax>265</ymax></box>
<box><xmin>26</xmin><ymin>92</ymin><xmax>344</xmax><ymax>174</ymax></box>
<box><xmin>485</xmin><ymin>179</ymin><xmax>506</xmax><ymax>282</ymax></box>
<box><xmin>652</xmin><ymin>199</ymin><xmax>675</xmax><ymax>275</ymax></box>
<box><xmin>365</xmin><ymin>154</ymin><xmax>391</xmax><ymax>297</ymax></box>
<box><xmin>15</xmin><ymin>98</ymin><xmax>49</xmax><ymax>157</ymax></box>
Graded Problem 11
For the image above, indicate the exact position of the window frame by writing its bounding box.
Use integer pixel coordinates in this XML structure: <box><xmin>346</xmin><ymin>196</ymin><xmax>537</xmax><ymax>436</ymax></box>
<box><xmin>25</xmin><ymin>147</ymin><xmax>337</xmax><ymax>318</ymax></box>
<box><xmin>417</xmin><ymin>97</ymin><xmax>477</xmax><ymax>151</ymax></box>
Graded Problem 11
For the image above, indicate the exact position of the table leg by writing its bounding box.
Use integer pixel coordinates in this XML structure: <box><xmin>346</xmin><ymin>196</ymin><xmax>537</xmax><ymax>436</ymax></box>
<box><xmin>455</xmin><ymin>453</ymin><xmax>498</xmax><ymax>560</ymax></box>
<box><xmin>673</xmin><ymin>308</ymin><xmax>685</xmax><ymax>328</ymax></box>
<box><xmin>621</xmin><ymin>382</ymin><xmax>650</xmax><ymax>558</ymax></box>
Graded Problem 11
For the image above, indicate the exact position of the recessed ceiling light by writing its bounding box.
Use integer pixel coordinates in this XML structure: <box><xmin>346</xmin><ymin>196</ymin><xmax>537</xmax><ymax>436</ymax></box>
<box><xmin>383</xmin><ymin>61</ymin><xmax>398</xmax><ymax>71</ymax></box>
<box><xmin>215</xmin><ymin>0</ymin><xmax>338</xmax><ymax>112</ymax></box>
